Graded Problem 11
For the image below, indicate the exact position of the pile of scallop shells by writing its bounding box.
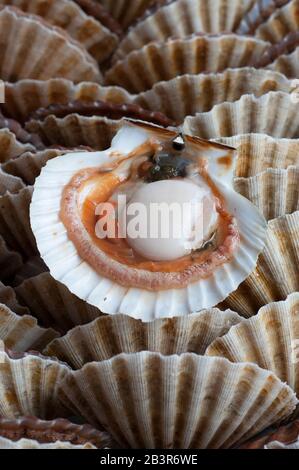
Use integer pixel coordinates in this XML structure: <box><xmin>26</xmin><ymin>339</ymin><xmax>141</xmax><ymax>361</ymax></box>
<box><xmin>0</xmin><ymin>0</ymin><xmax>299</xmax><ymax>449</ymax></box>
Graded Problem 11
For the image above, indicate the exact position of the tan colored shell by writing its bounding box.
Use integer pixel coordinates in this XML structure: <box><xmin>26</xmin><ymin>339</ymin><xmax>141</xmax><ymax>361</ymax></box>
<box><xmin>216</xmin><ymin>133</ymin><xmax>299</xmax><ymax>178</ymax></box>
<box><xmin>0</xmin><ymin>437</ymin><xmax>96</xmax><ymax>449</ymax></box>
<box><xmin>26</xmin><ymin>114</ymin><xmax>122</xmax><ymax>148</ymax></box>
<box><xmin>0</xmin><ymin>167</ymin><xmax>24</xmax><ymax>195</ymax></box>
<box><xmin>234</xmin><ymin>167</ymin><xmax>299</xmax><ymax>221</ymax></box>
<box><xmin>3</xmin><ymin>79</ymin><xmax>133</xmax><ymax>122</ymax></box>
<box><xmin>0</xmin><ymin>303</ymin><xmax>59</xmax><ymax>352</ymax></box>
<box><xmin>113</xmin><ymin>0</ymin><xmax>256</xmax><ymax>61</ymax></box>
<box><xmin>0</xmin><ymin>351</ymin><xmax>70</xmax><ymax>419</ymax></box>
<box><xmin>256</xmin><ymin>0</ymin><xmax>299</xmax><ymax>43</ymax></box>
<box><xmin>15</xmin><ymin>272</ymin><xmax>104</xmax><ymax>334</ymax></box>
<box><xmin>267</xmin><ymin>48</ymin><xmax>299</xmax><ymax>79</ymax></box>
<box><xmin>0</xmin><ymin>236</ymin><xmax>23</xmax><ymax>282</ymax></box>
<box><xmin>0</xmin><ymin>282</ymin><xmax>29</xmax><ymax>316</ymax></box>
<box><xmin>237</xmin><ymin>0</ymin><xmax>290</xmax><ymax>35</ymax></box>
<box><xmin>0</xmin><ymin>0</ymin><xmax>118</xmax><ymax>63</ymax></box>
<box><xmin>59</xmin><ymin>352</ymin><xmax>297</xmax><ymax>449</ymax></box>
<box><xmin>183</xmin><ymin>92</ymin><xmax>299</xmax><ymax>139</ymax></box>
<box><xmin>0</xmin><ymin>7</ymin><xmax>101</xmax><ymax>82</ymax></box>
<box><xmin>220</xmin><ymin>211</ymin><xmax>299</xmax><ymax>318</ymax></box>
<box><xmin>43</xmin><ymin>309</ymin><xmax>242</xmax><ymax>368</ymax></box>
<box><xmin>207</xmin><ymin>293</ymin><xmax>299</xmax><ymax>400</ymax></box>
<box><xmin>99</xmin><ymin>0</ymin><xmax>158</xmax><ymax>29</ymax></box>
<box><xmin>134</xmin><ymin>68</ymin><xmax>291</xmax><ymax>123</ymax></box>
<box><xmin>0</xmin><ymin>129</ymin><xmax>35</xmax><ymax>162</ymax></box>
<box><xmin>105</xmin><ymin>35</ymin><xmax>270</xmax><ymax>93</ymax></box>
<box><xmin>0</xmin><ymin>186</ymin><xmax>37</xmax><ymax>258</ymax></box>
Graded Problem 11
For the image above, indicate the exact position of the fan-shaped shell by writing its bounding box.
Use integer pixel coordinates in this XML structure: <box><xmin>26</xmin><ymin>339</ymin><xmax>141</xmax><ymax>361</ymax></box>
<box><xmin>0</xmin><ymin>7</ymin><xmax>101</xmax><ymax>82</ymax></box>
<box><xmin>43</xmin><ymin>309</ymin><xmax>242</xmax><ymax>368</ymax></box>
<box><xmin>59</xmin><ymin>352</ymin><xmax>297</xmax><ymax>449</ymax></box>
<box><xmin>256</xmin><ymin>0</ymin><xmax>299</xmax><ymax>43</ymax></box>
<box><xmin>183</xmin><ymin>92</ymin><xmax>299</xmax><ymax>139</ymax></box>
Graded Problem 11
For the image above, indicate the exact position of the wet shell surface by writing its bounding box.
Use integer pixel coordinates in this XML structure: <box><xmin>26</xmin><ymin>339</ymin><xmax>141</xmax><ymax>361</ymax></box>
<box><xmin>134</xmin><ymin>68</ymin><xmax>291</xmax><ymax>124</ymax></box>
<box><xmin>183</xmin><ymin>92</ymin><xmax>299</xmax><ymax>139</ymax></box>
<box><xmin>105</xmin><ymin>35</ymin><xmax>270</xmax><ymax>93</ymax></box>
<box><xmin>217</xmin><ymin>133</ymin><xmax>299</xmax><ymax>178</ymax></box>
<box><xmin>0</xmin><ymin>303</ymin><xmax>59</xmax><ymax>352</ymax></box>
<box><xmin>43</xmin><ymin>309</ymin><xmax>242</xmax><ymax>368</ymax></box>
<box><xmin>234</xmin><ymin>167</ymin><xmax>299</xmax><ymax>221</ymax></box>
<box><xmin>15</xmin><ymin>272</ymin><xmax>104</xmax><ymax>334</ymax></box>
<box><xmin>0</xmin><ymin>350</ymin><xmax>70</xmax><ymax>419</ymax></box>
<box><xmin>220</xmin><ymin>211</ymin><xmax>299</xmax><ymax>318</ymax></box>
<box><xmin>0</xmin><ymin>0</ymin><xmax>119</xmax><ymax>63</ymax></box>
<box><xmin>113</xmin><ymin>0</ymin><xmax>256</xmax><ymax>61</ymax></box>
<box><xmin>30</xmin><ymin>122</ymin><xmax>267</xmax><ymax>319</ymax></box>
<box><xmin>0</xmin><ymin>7</ymin><xmax>101</xmax><ymax>82</ymax></box>
<box><xmin>0</xmin><ymin>416</ymin><xmax>113</xmax><ymax>449</ymax></box>
<box><xmin>3</xmin><ymin>79</ymin><xmax>133</xmax><ymax>123</ymax></box>
<box><xmin>207</xmin><ymin>294</ymin><xmax>299</xmax><ymax>400</ymax></box>
<box><xmin>256</xmin><ymin>0</ymin><xmax>299</xmax><ymax>43</ymax></box>
<box><xmin>58</xmin><ymin>352</ymin><xmax>298</xmax><ymax>449</ymax></box>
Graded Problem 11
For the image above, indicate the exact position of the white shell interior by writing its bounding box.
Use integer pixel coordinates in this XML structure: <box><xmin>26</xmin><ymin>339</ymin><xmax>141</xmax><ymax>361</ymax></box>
<box><xmin>30</xmin><ymin>123</ymin><xmax>267</xmax><ymax>321</ymax></box>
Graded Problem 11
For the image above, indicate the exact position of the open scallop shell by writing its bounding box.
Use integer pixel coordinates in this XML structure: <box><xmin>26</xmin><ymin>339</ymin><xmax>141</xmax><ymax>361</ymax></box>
<box><xmin>59</xmin><ymin>352</ymin><xmax>297</xmax><ymax>449</ymax></box>
<box><xmin>0</xmin><ymin>0</ymin><xmax>118</xmax><ymax>63</ymax></box>
<box><xmin>207</xmin><ymin>293</ymin><xmax>299</xmax><ymax>402</ymax></box>
<box><xmin>220</xmin><ymin>211</ymin><xmax>299</xmax><ymax>318</ymax></box>
<box><xmin>0</xmin><ymin>350</ymin><xmax>70</xmax><ymax>419</ymax></box>
<box><xmin>0</xmin><ymin>416</ymin><xmax>113</xmax><ymax>449</ymax></box>
<box><xmin>0</xmin><ymin>303</ymin><xmax>59</xmax><ymax>352</ymax></box>
<box><xmin>0</xmin><ymin>128</ymin><xmax>35</xmax><ymax>162</ymax></box>
<box><xmin>134</xmin><ymin>68</ymin><xmax>291</xmax><ymax>124</ymax></box>
<box><xmin>105</xmin><ymin>35</ymin><xmax>270</xmax><ymax>93</ymax></box>
<box><xmin>0</xmin><ymin>7</ymin><xmax>101</xmax><ymax>82</ymax></box>
<box><xmin>217</xmin><ymin>133</ymin><xmax>299</xmax><ymax>178</ymax></box>
<box><xmin>43</xmin><ymin>309</ymin><xmax>242</xmax><ymax>368</ymax></box>
<box><xmin>234</xmin><ymin>167</ymin><xmax>299</xmax><ymax>221</ymax></box>
<box><xmin>113</xmin><ymin>0</ymin><xmax>256</xmax><ymax>61</ymax></box>
<box><xmin>267</xmin><ymin>47</ymin><xmax>299</xmax><ymax>78</ymax></box>
<box><xmin>240</xmin><ymin>418</ymin><xmax>299</xmax><ymax>449</ymax></box>
<box><xmin>237</xmin><ymin>0</ymin><xmax>291</xmax><ymax>35</ymax></box>
<box><xmin>256</xmin><ymin>0</ymin><xmax>299</xmax><ymax>43</ymax></box>
<box><xmin>183</xmin><ymin>92</ymin><xmax>299</xmax><ymax>139</ymax></box>
<box><xmin>0</xmin><ymin>167</ymin><xmax>24</xmax><ymax>195</ymax></box>
<box><xmin>0</xmin><ymin>186</ymin><xmax>37</xmax><ymax>258</ymax></box>
<box><xmin>30</xmin><ymin>122</ymin><xmax>267</xmax><ymax>320</ymax></box>
<box><xmin>0</xmin><ymin>282</ymin><xmax>29</xmax><ymax>315</ymax></box>
<box><xmin>0</xmin><ymin>236</ymin><xmax>23</xmax><ymax>282</ymax></box>
<box><xmin>15</xmin><ymin>272</ymin><xmax>104</xmax><ymax>334</ymax></box>
<box><xmin>3</xmin><ymin>79</ymin><xmax>133</xmax><ymax>123</ymax></box>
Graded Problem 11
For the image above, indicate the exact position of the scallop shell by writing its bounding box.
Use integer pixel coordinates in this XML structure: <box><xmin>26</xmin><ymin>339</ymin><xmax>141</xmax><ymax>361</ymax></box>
<box><xmin>267</xmin><ymin>47</ymin><xmax>299</xmax><ymax>78</ymax></box>
<box><xmin>0</xmin><ymin>416</ymin><xmax>113</xmax><ymax>449</ymax></box>
<box><xmin>237</xmin><ymin>0</ymin><xmax>290</xmax><ymax>35</ymax></box>
<box><xmin>30</xmin><ymin>123</ymin><xmax>267</xmax><ymax>319</ymax></box>
<box><xmin>0</xmin><ymin>350</ymin><xmax>70</xmax><ymax>419</ymax></box>
<box><xmin>0</xmin><ymin>438</ymin><xmax>96</xmax><ymax>449</ymax></box>
<box><xmin>113</xmin><ymin>0</ymin><xmax>256</xmax><ymax>61</ymax></box>
<box><xmin>15</xmin><ymin>272</ymin><xmax>104</xmax><ymax>334</ymax></box>
<box><xmin>256</xmin><ymin>0</ymin><xmax>299</xmax><ymax>43</ymax></box>
<box><xmin>0</xmin><ymin>167</ymin><xmax>24</xmax><ymax>195</ymax></box>
<box><xmin>220</xmin><ymin>211</ymin><xmax>299</xmax><ymax>318</ymax></box>
<box><xmin>0</xmin><ymin>0</ymin><xmax>118</xmax><ymax>63</ymax></box>
<box><xmin>217</xmin><ymin>133</ymin><xmax>299</xmax><ymax>178</ymax></box>
<box><xmin>0</xmin><ymin>303</ymin><xmax>59</xmax><ymax>352</ymax></box>
<box><xmin>234</xmin><ymin>167</ymin><xmax>299</xmax><ymax>221</ymax></box>
<box><xmin>59</xmin><ymin>352</ymin><xmax>297</xmax><ymax>449</ymax></box>
<box><xmin>0</xmin><ymin>236</ymin><xmax>23</xmax><ymax>282</ymax></box>
<box><xmin>105</xmin><ymin>35</ymin><xmax>270</xmax><ymax>93</ymax></box>
<box><xmin>99</xmin><ymin>0</ymin><xmax>160</xmax><ymax>29</ymax></box>
<box><xmin>183</xmin><ymin>92</ymin><xmax>299</xmax><ymax>139</ymax></box>
<box><xmin>3</xmin><ymin>79</ymin><xmax>133</xmax><ymax>123</ymax></box>
<box><xmin>0</xmin><ymin>7</ymin><xmax>101</xmax><ymax>82</ymax></box>
<box><xmin>0</xmin><ymin>281</ymin><xmax>29</xmax><ymax>315</ymax></box>
<box><xmin>135</xmin><ymin>68</ymin><xmax>291</xmax><ymax>124</ymax></box>
<box><xmin>240</xmin><ymin>418</ymin><xmax>299</xmax><ymax>448</ymax></box>
<box><xmin>43</xmin><ymin>309</ymin><xmax>242</xmax><ymax>368</ymax></box>
<box><xmin>0</xmin><ymin>186</ymin><xmax>37</xmax><ymax>258</ymax></box>
<box><xmin>207</xmin><ymin>293</ymin><xmax>299</xmax><ymax>401</ymax></box>
<box><xmin>0</xmin><ymin>128</ymin><xmax>35</xmax><ymax>162</ymax></box>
